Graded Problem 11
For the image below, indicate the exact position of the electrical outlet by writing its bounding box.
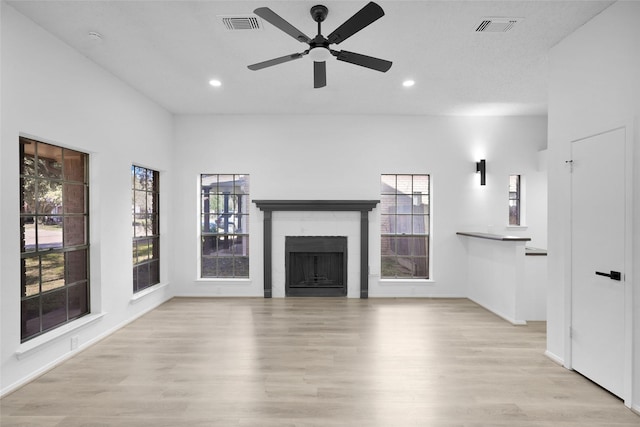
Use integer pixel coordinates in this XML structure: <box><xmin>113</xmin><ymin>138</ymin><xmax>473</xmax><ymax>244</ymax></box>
<box><xmin>71</xmin><ymin>335</ymin><xmax>79</xmax><ymax>350</ymax></box>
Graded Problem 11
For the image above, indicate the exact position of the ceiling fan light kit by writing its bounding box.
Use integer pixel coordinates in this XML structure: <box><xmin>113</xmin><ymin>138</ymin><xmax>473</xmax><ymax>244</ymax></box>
<box><xmin>248</xmin><ymin>2</ymin><xmax>392</xmax><ymax>88</ymax></box>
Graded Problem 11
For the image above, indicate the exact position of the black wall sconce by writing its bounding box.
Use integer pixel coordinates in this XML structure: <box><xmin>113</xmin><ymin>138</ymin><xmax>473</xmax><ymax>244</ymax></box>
<box><xmin>476</xmin><ymin>159</ymin><xmax>486</xmax><ymax>185</ymax></box>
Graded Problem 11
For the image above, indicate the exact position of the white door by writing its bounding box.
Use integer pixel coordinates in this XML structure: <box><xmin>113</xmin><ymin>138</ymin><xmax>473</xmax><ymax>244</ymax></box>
<box><xmin>570</xmin><ymin>127</ymin><xmax>626</xmax><ymax>397</ymax></box>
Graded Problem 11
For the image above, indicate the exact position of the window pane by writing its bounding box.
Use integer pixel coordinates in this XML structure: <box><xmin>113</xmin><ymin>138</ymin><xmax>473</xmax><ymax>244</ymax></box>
<box><xmin>396</xmin><ymin>195</ymin><xmax>412</xmax><ymax>214</ymax></box>
<box><xmin>217</xmin><ymin>255</ymin><xmax>235</xmax><ymax>277</ymax></box>
<box><xmin>133</xmin><ymin>214</ymin><xmax>146</xmax><ymax>238</ymax></box>
<box><xmin>137</xmin><ymin>239</ymin><xmax>151</xmax><ymax>262</ymax></box>
<box><xmin>22</xmin><ymin>257</ymin><xmax>40</xmax><ymax>297</ymax></box>
<box><xmin>37</xmin><ymin>218</ymin><xmax>62</xmax><ymax>250</ymax></box>
<box><xmin>145</xmin><ymin>215</ymin><xmax>155</xmax><ymax>236</ymax></box>
<box><xmin>21</xmin><ymin>141</ymin><xmax>36</xmax><ymax>176</ymax></box>
<box><xmin>63</xmin><ymin>183</ymin><xmax>86</xmax><ymax>214</ymax></box>
<box><xmin>413</xmin><ymin>215</ymin><xmax>429</xmax><ymax>235</ymax></box>
<box><xmin>381</xmin><ymin>256</ymin><xmax>413</xmax><ymax>278</ymax></box>
<box><xmin>396</xmin><ymin>216</ymin><xmax>412</xmax><ymax>234</ymax></box>
<box><xmin>396</xmin><ymin>175</ymin><xmax>412</xmax><ymax>194</ymax></box>
<box><xmin>68</xmin><ymin>283</ymin><xmax>88</xmax><ymax>319</ymax></box>
<box><xmin>134</xmin><ymin>189</ymin><xmax>147</xmax><ymax>214</ymax></box>
<box><xmin>201</xmin><ymin>174</ymin><xmax>217</xmax><ymax>188</ymax></box>
<box><xmin>133</xmin><ymin>266</ymin><xmax>139</xmax><ymax>291</ymax></box>
<box><xmin>64</xmin><ymin>216</ymin><xmax>86</xmax><ymax>247</ymax></box>
<box><xmin>65</xmin><ymin>249</ymin><xmax>87</xmax><ymax>285</ymax></box>
<box><xmin>22</xmin><ymin>219</ymin><xmax>36</xmax><ymax>253</ymax></box>
<box><xmin>21</xmin><ymin>177</ymin><xmax>36</xmax><ymax>214</ymax></box>
<box><xmin>149</xmin><ymin>260</ymin><xmax>160</xmax><ymax>285</ymax></box>
<box><xmin>42</xmin><ymin>289</ymin><xmax>67</xmax><ymax>331</ymax></box>
<box><xmin>145</xmin><ymin>169</ymin><xmax>155</xmax><ymax>192</ymax></box>
<box><xmin>63</xmin><ymin>148</ymin><xmax>86</xmax><ymax>183</ymax></box>
<box><xmin>233</xmin><ymin>257</ymin><xmax>250</xmax><ymax>277</ymax></box>
<box><xmin>413</xmin><ymin>175</ymin><xmax>429</xmax><ymax>194</ymax></box>
<box><xmin>21</xmin><ymin>297</ymin><xmax>41</xmax><ymax>341</ymax></box>
<box><xmin>411</xmin><ymin>257</ymin><xmax>429</xmax><ymax>277</ymax></box>
<box><xmin>380</xmin><ymin>175</ymin><xmax>396</xmax><ymax>194</ymax></box>
<box><xmin>135</xmin><ymin>263</ymin><xmax>150</xmax><ymax>292</ymax></box>
<box><xmin>412</xmin><ymin>196</ymin><xmax>429</xmax><ymax>214</ymax></box>
<box><xmin>41</xmin><ymin>252</ymin><xmax>65</xmax><ymax>292</ymax></box>
<box><xmin>37</xmin><ymin>143</ymin><xmax>63</xmax><ymax>179</ymax></box>
<box><xmin>37</xmin><ymin>180</ymin><xmax>62</xmax><ymax>215</ymax></box>
<box><xmin>380</xmin><ymin>194</ymin><xmax>396</xmax><ymax>214</ymax></box>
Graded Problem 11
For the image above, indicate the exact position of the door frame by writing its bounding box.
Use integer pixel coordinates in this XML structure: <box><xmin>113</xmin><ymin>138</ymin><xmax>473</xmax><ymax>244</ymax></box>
<box><xmin>565</xmin><ymin>121</ymin><xmax>634</xmax><ymax>407</ymax></box>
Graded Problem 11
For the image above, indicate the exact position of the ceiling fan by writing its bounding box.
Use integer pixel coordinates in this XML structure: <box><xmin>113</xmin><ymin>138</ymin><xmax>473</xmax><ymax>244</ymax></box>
<box><xmin>248</xmin><ymin>2</ymin><xmax>392</xmax><ymax>88</ymax></box>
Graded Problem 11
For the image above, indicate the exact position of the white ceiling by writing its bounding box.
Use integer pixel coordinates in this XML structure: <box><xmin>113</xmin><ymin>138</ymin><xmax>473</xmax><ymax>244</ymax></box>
<box><xmin>8</xmin><ymin>0</ymin><xmax>614</xmax><ymax>116</ymax></box>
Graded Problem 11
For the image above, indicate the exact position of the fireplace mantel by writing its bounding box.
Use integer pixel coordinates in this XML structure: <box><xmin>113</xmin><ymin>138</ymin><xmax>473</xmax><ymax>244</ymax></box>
<box><xmin>254</xmin><ymin>200</ymin><xmax>379</xmax><ymax>212</ymax></box>
<box><xmin>253</xmin><ymin>200</ymin><xmax>380</xmax><ymax>298</ymax></box>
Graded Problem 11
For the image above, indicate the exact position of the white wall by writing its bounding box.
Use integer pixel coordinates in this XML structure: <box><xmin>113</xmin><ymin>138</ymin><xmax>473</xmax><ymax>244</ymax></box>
<box><xmin>172</xmin><ymin>115</ymin><xmax>547</xmax><ymax>298</ymax></box>
<box><xmin>0</xmin><ymin>3</ymin><xmax>174</xmax><ymax>395</ymax></box>
<box><xmin>547</xmin><ymin>0</ymin><xmax>640</xmax><ymax>411</ymax></box>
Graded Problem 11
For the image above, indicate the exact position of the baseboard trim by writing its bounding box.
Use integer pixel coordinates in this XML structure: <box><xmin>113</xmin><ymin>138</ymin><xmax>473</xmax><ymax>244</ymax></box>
<box><xmin>544</xmin><ymin>350</ymin><xmax>564</xmax><ymax>366</ymax></box>
<box><xmin>467</xmin><ymin>297</ymin><xmax>527</xmax><ymax>326</ymax></box>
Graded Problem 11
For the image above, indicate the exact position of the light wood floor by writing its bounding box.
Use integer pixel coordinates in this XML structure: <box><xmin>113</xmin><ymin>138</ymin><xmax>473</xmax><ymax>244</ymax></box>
<box><xmin>1</xmin><ymin>298</ymin><xmax>638</xmax><ymax>426</ymax></box>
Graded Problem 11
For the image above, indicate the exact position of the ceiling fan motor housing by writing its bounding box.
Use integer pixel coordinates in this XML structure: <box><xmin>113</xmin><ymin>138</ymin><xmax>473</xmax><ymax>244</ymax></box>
<box><xmin>310</xmin><ymin>5</ymin><xmax>328</xmax><ymax>23</ymax></box>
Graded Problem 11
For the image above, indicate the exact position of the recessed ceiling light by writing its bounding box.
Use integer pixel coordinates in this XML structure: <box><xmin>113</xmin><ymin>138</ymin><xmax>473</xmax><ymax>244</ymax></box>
<box><xmin>209</xmin><ymin>79</ymin><xmax>222</xmax><ymax>87</ymax></box>
<box><xmin>402</xmin><ymin>80</ymin><xmax>415</xmax><ymax>88</ymax></box>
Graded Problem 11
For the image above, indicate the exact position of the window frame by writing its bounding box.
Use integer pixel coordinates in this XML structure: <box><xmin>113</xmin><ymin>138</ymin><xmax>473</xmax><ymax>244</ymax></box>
<box><xmin>199</xmin><ymin>174</ymin><xmax>250</xmax><ymax>279</ymax></box>
<box><xmin>19</xmin><ymin>137</ymin><xmax>90</xmax><ymax>342</ymax></box>
<box><xmin>132</xmin><ymin>165</ymin><xmax>160</xmax><ymax>293</ymax></box>
<box><xmin>380</xmin><ymin>174</ymin><xmax>431</xmax><ymax>279</ymax></box>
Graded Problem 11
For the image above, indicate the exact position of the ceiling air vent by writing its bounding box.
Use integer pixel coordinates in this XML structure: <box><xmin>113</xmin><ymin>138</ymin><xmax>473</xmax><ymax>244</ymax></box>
<box><xmin>220</xmin><ymin>16</ymin><xmax>262</xmax><ymax>31</ymax></box>
<box><xmin>475</xmin><ymin>17</ymin><xmax>522</xmax><ymax>32</ymax></box>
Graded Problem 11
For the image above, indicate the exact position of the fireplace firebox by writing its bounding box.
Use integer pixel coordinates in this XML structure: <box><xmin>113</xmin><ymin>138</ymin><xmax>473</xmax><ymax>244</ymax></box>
<box><xmin>285</xmin><ymin>236</ymin><xmax>347</xmax><ymax>297</ymax></box>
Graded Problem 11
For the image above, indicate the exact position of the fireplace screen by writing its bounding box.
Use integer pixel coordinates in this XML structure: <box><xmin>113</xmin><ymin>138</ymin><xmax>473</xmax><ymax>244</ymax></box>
<box><xmin>285</xmin><ymin>236</ymin><xmax>347</xmax><ymax>297</ymax></box>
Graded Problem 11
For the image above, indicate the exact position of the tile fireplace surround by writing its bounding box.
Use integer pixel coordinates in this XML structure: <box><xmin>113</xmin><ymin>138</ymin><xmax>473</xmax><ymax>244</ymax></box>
<box><xmin>253</xmin><ymin>200</ymin><xmax>379</xmax><ymax>298</ymax></box>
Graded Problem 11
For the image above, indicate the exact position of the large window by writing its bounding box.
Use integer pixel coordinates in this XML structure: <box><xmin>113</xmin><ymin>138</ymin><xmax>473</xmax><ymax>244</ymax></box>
<box><xmin>132</xmin><ymin>165</ymin><xmax>160</xmax><ymax>292</ymax></box>
<box><xmin>20</xmin><ymin>137</ymin><xmax>89</xmax><ymax>342</ymax></box>
<box><xmin>509</xmin><ymin>174</ymin><xmax>521</xmax><ymax>226</ymax></box>
<box><xmin>200</xmin><ymin>174</ymin><xmax>250</xmax><ymax>278</ymax></box>
<box><xmin>380</xmin><ymin>174</ymin><xmax>430</xmax><ymax>279</ymax></box>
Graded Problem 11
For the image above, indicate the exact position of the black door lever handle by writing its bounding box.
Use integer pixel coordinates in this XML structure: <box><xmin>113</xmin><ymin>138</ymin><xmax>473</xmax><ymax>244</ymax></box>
<box><xmin>595</xmin><ymin>270</ymin><xmax>621</xmax><ymax>281</ymax></box>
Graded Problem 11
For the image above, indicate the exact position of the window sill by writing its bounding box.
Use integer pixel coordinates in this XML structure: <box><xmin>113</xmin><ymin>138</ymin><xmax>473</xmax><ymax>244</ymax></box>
<box><xmin>506</xmin><ymin>225</ymin><xmax>528</xmax><ymax>230</ymax></box>
<box><xmin>130</xmin><ymin>282</ymin><xmax>170</xmax><ymax>303</ymax></box>
<box><xmin>379</xmin><ymin>279</ymin><xmax>435</xmax><ymax>284</ymax></box>
<box><xmin>195</xmin><ymin>278</ymin><xmax>252</xmax><ymax>284</ymax></box>
<box><xmin>15</xmin><ymin>312</ymin><xmax>106</xmax><ymax>360</ymax></box>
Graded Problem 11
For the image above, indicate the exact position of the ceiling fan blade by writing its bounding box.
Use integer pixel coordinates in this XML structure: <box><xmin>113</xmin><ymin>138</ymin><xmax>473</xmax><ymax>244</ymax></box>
<box><xmin>254</xmin><ymin>7</ymin><xmax>311</xmax><ymax>43</ymax></box>
<box><xmin>335</xmin><ymin>50</ymin><xmax>392</xmax><ymax>72</ymax></box>
<box><xmin>314</xmin><ymin>61</ymin><xmax>327</xmax><ymax>88</ymax></box>
<box><xmin>248</xmin><ymin>52</ymin><xmax>305</xmax><ymax>71</ymax></box>
<box><xmin>327</xmin><ymin>2</ymin><xmax>385</xmax><ymax>45</ymax></box>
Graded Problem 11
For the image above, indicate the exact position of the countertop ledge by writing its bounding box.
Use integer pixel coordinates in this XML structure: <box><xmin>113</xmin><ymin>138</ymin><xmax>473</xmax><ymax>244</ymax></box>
<box><xmin>456</xmin><ymin>231</ymin><xmax>531</xmax><ymax>242</ymax></box>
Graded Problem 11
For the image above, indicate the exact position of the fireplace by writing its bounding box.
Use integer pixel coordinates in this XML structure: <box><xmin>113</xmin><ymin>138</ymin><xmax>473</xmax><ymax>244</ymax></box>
<box><xmin>286</xmin><ymin>236</ymin><xmax>347</xmax><ymax>297</ymax></box>
<box><xmin>253</xmin><ymin>200</ymin><xmax>379</xmax><ymax>298</ymax></box>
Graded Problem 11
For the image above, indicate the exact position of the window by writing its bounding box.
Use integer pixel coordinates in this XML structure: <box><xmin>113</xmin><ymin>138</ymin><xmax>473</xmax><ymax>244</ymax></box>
<box><xmin>380</xmin><ymin>174</ymin><xmax>430</xmax><ymax>279</ymax></box>
<box><xmin>509</xmin><ymin>175</ymin><xmax>521</xmax><ymax>226</ymax></box>
<box><xmin>132</xmin><ymin>165</ymin><xmax>160</xmax><ymax>292</ymax></box>
<box><xmin>200</xmin><ymin>174</ymin><xmax>250</xmax><ymax>278</ymax></box>
<box><xmin>19</xmin><ymin>137</ymin><xmax>89</xmax><ymax>342</ymax></box>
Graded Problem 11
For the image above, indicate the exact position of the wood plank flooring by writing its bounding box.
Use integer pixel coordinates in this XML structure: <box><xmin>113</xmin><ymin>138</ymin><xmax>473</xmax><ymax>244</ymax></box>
<box><xmin>2</xmin><ymin>298</ymin><xmax>638</xmax><ymax>426</ymax></box>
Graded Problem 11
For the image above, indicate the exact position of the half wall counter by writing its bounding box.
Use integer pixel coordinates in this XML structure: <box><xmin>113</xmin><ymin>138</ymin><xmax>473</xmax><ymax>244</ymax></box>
<box><xmin>457</xmin><ymin>232</ymin><xmax>547</xmax><ymax>325</ymax></box>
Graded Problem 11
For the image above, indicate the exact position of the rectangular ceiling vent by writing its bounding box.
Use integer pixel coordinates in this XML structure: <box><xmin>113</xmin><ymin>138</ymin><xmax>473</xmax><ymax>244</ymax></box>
<box><xmin>476</xmin><ymin>17</ymin><xmax>522</xmax><ymax>32</ymax></box>
<box><xmin>219</xmin><ymin>15</ymin><xmax>262</xmax><ymax>31</ymax></box>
